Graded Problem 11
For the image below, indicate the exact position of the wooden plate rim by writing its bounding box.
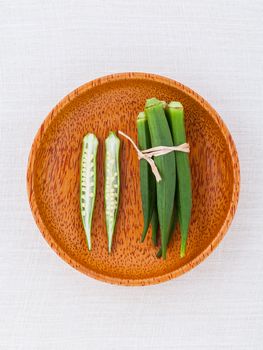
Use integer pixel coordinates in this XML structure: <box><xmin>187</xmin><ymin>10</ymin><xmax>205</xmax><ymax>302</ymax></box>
<box><xmin>26</xmin><ymin>72</ymin><xmax>240</xmax><ymax>286</ymax></box>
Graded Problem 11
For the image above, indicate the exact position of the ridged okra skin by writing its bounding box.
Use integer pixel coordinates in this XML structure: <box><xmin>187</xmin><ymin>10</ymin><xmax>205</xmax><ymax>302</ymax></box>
<box><xmin>166</xmin><ymin>102</ymin><xmax>192</xmax><ymax>257</ymax></box>
<box><xmin>151</xmin><ymin>206</ymin><xmax>159</xmax><ymax>246</ymax></box>
<box><xmin>137</xmin><ymin>112</ymin><xmax>156</xmax><ymax>242</ymax></box>
<box><xmin>145</xmin><ymin>98</ymin><xmax>176</xmax><ymax>259</ymax></box>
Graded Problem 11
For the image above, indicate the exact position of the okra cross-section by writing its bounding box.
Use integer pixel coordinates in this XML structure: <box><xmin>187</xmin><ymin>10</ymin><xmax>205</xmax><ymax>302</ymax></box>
<box><xmin>80</xmin><ymin>133</ymin><xmax>99</xmax><ymax>251</ymax></box>
<box><xmin>104</xmin><ymin>132</ymin><xmax>120</xmax><ymax>253</ymax></box>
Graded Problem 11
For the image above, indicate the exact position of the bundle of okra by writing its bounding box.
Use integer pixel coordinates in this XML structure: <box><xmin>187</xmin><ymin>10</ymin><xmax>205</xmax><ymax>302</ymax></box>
<box><xmin>137</xmin><ymin>98</ymin><xmax>192</xmax><ymax>259</ymax></box>
<box><xmin>80</xmin><ymin>97</ymin><xmax>191</xmax><ymax>259</ymax></box>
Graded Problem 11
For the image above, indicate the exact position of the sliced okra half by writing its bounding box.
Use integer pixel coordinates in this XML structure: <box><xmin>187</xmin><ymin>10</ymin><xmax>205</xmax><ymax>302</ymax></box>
<box><xmin>104</xmin><ymin>132</ymin><xmax>120</xmax><ymax>253</ymax></box>
<box><xmin>80</xmin><ymin>133</ymin><xmax>99</xmax><ymax>251</ymax></box>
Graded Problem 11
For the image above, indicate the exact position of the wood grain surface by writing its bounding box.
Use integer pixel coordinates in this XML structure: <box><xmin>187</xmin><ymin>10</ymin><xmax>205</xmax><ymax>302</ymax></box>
<box><xmin>27</xmin><ymin>72</ymin><xmax>240</xmax><ymax>285</ymax></box>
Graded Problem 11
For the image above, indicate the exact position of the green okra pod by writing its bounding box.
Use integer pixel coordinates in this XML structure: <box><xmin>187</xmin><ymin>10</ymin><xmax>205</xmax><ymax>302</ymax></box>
<box><xmin>166</xmin><ymin>102</ymin><xmax>192</xmax><ymax>257</ymax></box>
<box><xmin>156</xmin><ymin>206</ymin><xmax>177</xmax><ymax>258</ymax></box>
<box><xmin>145</xmin><ymin>98</ymin><xmax>176</xmax><ymax>259</ymax></box>
<box><xmin>137</xmin><ymin>112</ymin><xmax>156</xmax><ymax>242</ymax></box>
<box><xmin>151</xmin><ymin>205</ymin><xmax>159</xmax><ymax>246</ymax></box>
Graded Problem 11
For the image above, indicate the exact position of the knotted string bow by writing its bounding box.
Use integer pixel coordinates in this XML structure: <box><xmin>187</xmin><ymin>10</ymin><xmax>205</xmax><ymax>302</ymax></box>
<box><xmin>118</xmin><ymin>130</ymin><xmax>190</xmax><ymax>182</ymax></box>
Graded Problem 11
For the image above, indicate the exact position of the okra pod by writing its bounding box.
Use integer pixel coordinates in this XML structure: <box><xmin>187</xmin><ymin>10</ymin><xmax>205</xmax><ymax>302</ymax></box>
<box><xmin>166</xmin><ymin>102</ymin><xmax>192</xmax><ymax>257</ymax></box>
<box><xmin>80</xmin><ymin>133</ymin><xmax>99</xmax><ymax>250</ymax></box>
<box><xmin>151</xmin><ymin>102</ymin><xmax>165</xmax><ymax>247</ymax></box>
<box><xmin>156</xmin><ymin>206</ymin><xmax>177</xmax><ymax>258</ymax></box>
<box><xmin>137</xmin><ymin>112</ymin><xmax>156</xmax><ymax>242</ymax></box>
<box><xmin>105</xmin><ymin>132</ymin><xmax>120</xmax><ymax>253</ymax></box>
<box><xmin>145</xmin><ymin>98</ymin><xmax>176</xmax><ymax>259</ymax></box>
<box><xmin>151</xmin><ymin>205</ymin><xmax>159</xmax><ymax>246</ymax></box>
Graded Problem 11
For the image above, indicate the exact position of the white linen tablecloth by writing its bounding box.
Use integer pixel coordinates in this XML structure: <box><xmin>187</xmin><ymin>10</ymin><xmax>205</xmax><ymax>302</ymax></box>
<box><xmin>0</xmin><ymin>0</ymin><xmax>262</xmax><ymax>349</ymax></box>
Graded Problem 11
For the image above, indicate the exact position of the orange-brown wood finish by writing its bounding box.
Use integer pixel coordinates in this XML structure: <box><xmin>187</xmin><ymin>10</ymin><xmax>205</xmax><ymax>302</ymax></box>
<box><xmin>27</xmin><ymin>73</ymin><xmax>240</xmax><ymax>286</ymax></box>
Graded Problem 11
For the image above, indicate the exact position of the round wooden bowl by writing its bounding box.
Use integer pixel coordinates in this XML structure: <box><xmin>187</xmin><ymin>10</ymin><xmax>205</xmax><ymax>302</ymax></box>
<box><xmin>27</xmin><ymin>72</ymin><xmax>240</xmax><ymax>286</ymax></box>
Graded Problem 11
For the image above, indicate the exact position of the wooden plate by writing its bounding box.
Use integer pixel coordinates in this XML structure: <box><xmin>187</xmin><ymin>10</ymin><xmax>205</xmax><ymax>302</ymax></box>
<box><xmin>27</xmin><ymin>72</ymin><xmax>240</xmax><ymax>286</ymax></box>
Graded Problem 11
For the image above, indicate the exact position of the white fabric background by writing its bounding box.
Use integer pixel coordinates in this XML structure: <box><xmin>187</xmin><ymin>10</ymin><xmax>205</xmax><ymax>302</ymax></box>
<box><xmin>0</xmin><ymin>0</ymin><xmax>263</xmax><ymax>349</ymax></box>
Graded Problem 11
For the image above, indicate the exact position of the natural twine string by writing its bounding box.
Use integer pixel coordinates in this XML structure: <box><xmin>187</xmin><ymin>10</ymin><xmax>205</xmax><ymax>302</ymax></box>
<box><xmin>118</xmin><ymin>130</ymin><xmax>190</xmax><ymax>182</ymax></box>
